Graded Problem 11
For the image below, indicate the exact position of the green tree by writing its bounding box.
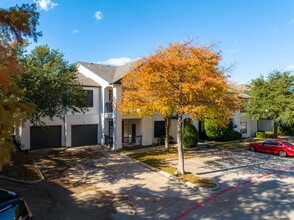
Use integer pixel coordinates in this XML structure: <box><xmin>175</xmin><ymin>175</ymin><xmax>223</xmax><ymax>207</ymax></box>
<box><xmin>20</xmin><ymin>45</ymin><xmax>88</xmax><ymax>125</ymax></box>
<box><xmin>0</xmin><ymin>3</ymin><xmax>41</xmax><ymax>169</ymax></box>
<box><xmin>246</xmin><ymin>71</ymin><xmax>294</xmax><ymax>138</ymax></box>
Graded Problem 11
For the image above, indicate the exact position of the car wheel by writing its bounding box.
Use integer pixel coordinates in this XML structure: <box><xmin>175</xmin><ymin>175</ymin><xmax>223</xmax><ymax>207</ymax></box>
<box><xmin>278</xmin><ymin>150</ymin><xmax>287</xmax><ymax>157</ymax></box>
<box><xmin>249</xmin><ymin>146</ymin><xmax>256</xmax><ymax>152</ymax></box>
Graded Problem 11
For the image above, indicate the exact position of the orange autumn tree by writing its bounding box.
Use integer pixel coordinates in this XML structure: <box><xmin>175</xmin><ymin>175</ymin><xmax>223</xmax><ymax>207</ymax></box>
<box><xmin>119</xmin><ymin>66</ymin><xmax>176</xmax><ymax>152</ymax></box>
<box><xmin>0</xmin><ymin>4</ymin><xmax>41</xmax><ymax>168</ymax></box>
<box><xmin>119</xmin><ymin>39</ymin><xmax>241</xmax><ymax>175</ymax></box>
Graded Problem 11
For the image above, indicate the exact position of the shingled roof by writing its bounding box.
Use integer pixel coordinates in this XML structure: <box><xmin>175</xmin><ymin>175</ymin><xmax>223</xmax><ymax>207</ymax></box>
<box><xmin>76</xmin><ymin>72</ymin><xmax>101</xmax><ymax>87</ymax></box>
<box><xmin>78</xmin><ymin>61</ymin><xmax>134</xmax><ymax>84</ymax></box>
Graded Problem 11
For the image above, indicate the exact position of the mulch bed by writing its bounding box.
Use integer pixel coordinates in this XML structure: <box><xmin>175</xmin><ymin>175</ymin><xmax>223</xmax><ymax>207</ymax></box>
<box><xmin>0</xmin><ymin>150</ymin><xmax>43</xmax><ymax>181</ymax></box>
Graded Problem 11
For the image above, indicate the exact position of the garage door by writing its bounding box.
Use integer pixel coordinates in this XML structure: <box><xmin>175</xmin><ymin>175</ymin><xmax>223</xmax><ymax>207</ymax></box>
<box><xmin>72</xmin><ymin>124</ymin><xmax>98</xmax><ymax>147</ymax></box>
<box><xmin>30</xmin><ymin>126</ymin><xmax>62</xmax><ymax>150</ymax></box>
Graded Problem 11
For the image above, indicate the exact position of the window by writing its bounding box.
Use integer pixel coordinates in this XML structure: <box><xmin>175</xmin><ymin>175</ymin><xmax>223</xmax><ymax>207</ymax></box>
<box><xmin>283</xmin><ymin>142</ymin><xmax>293</xmax><ymax>147</ymax></box>
<box><xmin>240</xmin><ymin>122</ymin><xmax>247</xmax><ymax>134</ymax></box>
<box><xmin>109</xmin><ymin>90</ymin><xmax>113</xmax><ymax>102</ymax></box>
<box><xmin>154</xmin><ymin>121</ymin><xmax>165</xmax><ymax>138</ymax></box>
<box><xmin>84</xmin><ymin>89</ymin><xmax>93</xmax><ymax>107</ymax></box>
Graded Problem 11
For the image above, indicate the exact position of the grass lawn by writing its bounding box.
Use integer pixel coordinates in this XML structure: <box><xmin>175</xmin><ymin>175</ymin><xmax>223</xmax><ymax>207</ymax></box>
<box><xmin>129</xmin><ymin>148</ymin><xmax>217</xmax><ymax>188</ymax></box>
<box><xmin>0</xmin><ymin>150</ymin><xmax>43</xmax><ymax>181</ymax></box>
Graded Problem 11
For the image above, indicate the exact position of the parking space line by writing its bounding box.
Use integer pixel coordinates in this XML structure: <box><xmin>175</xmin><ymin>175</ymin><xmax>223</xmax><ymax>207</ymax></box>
<box><xmin>173</xmin><ymin>165</ymin><xmax>294</xmax><ymax>220</ymax></box>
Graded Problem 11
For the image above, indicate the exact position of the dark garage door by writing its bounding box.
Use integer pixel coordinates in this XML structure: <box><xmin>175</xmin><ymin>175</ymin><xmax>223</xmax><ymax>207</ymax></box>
<box><xmin>72</xmin><ymin>124</ymin><xmax>98</xmax><ymax>147</ymax></box>
<box><xmin>30</xmin><ymin>126</ymin><xmax>62</xmax><ymax>150</ymax></box>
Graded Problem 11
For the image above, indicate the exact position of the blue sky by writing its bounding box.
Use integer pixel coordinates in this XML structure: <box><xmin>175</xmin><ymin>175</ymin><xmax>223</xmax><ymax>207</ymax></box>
<box><xmin>1</xmin><ymin>0</ymin><xmax>294</xmax><ymax>84</ymax></box>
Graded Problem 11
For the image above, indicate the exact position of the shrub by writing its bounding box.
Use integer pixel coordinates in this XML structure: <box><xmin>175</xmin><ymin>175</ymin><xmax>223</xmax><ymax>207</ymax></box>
<box><xmin>204</xmin><ymin>119</ymin><xmax>222</xmax><ymax>139</ymax></box>
<box><xmin>157</xmin><ymin>135</ymin><xmax>174</xmax><ymax>146</ymax></box>
<box><xmin>223</xmin><ymin>130</ymin><xmax>242</xmax><ymax>141</ymax></box>
<box><xmin>183</xmin><ymin>124</ymin><xmax>199</xmax><ymax>148</ymax></box>
<box><xmin>255</xmin><ymin>131</ymin><xmax>274</xmax><ymax>138</ymax></box>
<box><xmin>277</xmin><ymin>124</ymin><xmax>294</xmax><ymax>135</ymax></box>
<box><xmin>265</xmin><ymin>131</ymin><xmax>274</xmax><ymax>138</ymax></box>
<box><xmin>199</xmin><ymin>131</ymin><xmax>209</xmax><ymax>141</ymax></box>
<box><xmin>255</xmin><ymin>132</ymin><xmax>266</xmax><ymax>138</ymax></box>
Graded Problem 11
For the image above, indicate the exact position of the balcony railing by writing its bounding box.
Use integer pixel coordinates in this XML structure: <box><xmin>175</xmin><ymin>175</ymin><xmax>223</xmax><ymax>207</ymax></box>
<box><xmin>104</xmin><ymin>134</ymin><xmax>113</xmax><ymax>147</ymax></box>
<box><xmin>105</xmin><ymin>102</ymin><xmax>113</xmax><ymax>113</ymax></box>
<box><xmin>122</xmin><ymin>135</ymin><xmax>142</xmax><ymax>148</ymax></box>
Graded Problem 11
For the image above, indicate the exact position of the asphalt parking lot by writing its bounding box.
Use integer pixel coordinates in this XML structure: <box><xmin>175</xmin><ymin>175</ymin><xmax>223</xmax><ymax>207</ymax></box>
<box><xmin>165</xmin><ymin>147</ymin><xmax>294</xmax><ymax>188</ymax></box>
<box><xmin>2</xmin><ymin>145</ymin><xmax>294</xmax><ymax>219</ymax></box>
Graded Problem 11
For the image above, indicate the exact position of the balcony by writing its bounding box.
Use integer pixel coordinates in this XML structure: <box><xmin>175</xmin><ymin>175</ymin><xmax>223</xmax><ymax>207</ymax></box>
<box><xmin>105</xmin><ymin>102</ymin><xmax>113</xmax><ymax>113</ymax></box>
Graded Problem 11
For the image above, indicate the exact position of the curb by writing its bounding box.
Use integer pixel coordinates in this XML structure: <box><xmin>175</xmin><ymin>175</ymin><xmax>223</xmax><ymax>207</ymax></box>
<box><xmin>123</xmin><ymin>153</ymin><xmax>220</xmax><ymax>192</ymax></box>
<box><xmin>0</xmin><ymin>175</ymin><xmax>44</xmax><ymax>184</ymax></box>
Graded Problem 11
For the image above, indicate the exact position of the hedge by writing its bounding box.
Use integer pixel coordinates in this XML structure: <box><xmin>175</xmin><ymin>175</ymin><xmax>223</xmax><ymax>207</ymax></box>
<box><xmin>223</xmin><ymin>130</ymin><xmax>242</xmax><ymax>141</ymax></box>
<box><xmin>183</xmin><ymin>124</ymin><xmax>199</xmax><ymax>148</ymax></box>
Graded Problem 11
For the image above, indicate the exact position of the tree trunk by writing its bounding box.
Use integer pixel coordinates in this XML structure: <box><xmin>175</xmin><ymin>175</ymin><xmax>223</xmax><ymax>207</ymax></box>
<box><xmin>176</xmin><ymin>112</ymin><xmax>185</xmax><ymax>175</ymax></box>
<box><xmin>273</xmin><ymin>121</ymin><xmax>279</xmax><ymax>138</ymax></box>
<box><xmin>164</xmin><ymin>116</ymin><xmax>172</xmax><ymax>152</ymax></box>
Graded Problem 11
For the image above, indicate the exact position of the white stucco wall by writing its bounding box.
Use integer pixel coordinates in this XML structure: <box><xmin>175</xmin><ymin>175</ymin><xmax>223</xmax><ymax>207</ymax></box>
<box><xmin>258</xmin><ymin>120</ymin><xmax>274</xmax><ymax>131</ymax></box>
<box><xmin>20</xmin><ymin>86</ymin><xmax>100</xmax><ymax>150</ymax></box>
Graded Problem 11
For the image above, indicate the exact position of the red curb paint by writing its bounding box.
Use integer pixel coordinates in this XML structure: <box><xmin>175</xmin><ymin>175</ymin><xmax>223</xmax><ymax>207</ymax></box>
<box><xmin>173</xmin><ymin>165</ymin><xmax>294</xmax><ymax>220</ymax></box>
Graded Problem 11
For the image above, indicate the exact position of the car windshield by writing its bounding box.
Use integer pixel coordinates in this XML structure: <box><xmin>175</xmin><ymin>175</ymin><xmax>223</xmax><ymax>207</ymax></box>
<box><xmin>283</xmin><ymin>142</ymin><xmax>293</xmax><ymax>146</ymax></box>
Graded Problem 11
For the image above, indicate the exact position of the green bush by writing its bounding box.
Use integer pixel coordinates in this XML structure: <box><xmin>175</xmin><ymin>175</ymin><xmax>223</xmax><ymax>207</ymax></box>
<box><xmin>255</xmin><ymin>131</ymin><xmax>274</xmax><ymax>138</ymax></box>
<box><xmin>223</xmin><ymin>130</ymin><xmax>242</xmax><ymax>141</ymax></box>
<box><xmin>157</xmin><ymin>135</ymin><xmax>174</xmax><ymax>146</ymax></box>
<box><xmin>255</xmin><ymin>132</ymin><xmax>266</xmax><ymax>138</ymax></box>
<box><xmin>199</xmin><ymin>131</ymin><xmax>209</xmax><ymax>141</ymax></box>
<box><xmin>265</xmin><ymin>131</ymin><xmax>274</xmax><ymax>138</ymax></box>
<box><xmin>277</xmin><ymin>124</ymin><xmax>294</xmax><ymax>135</ymax></box>
<box><xmin>204</xmin><ymin>120</ymin><xmax>222</xmax><ymax>139</ymax></box>
<box><xmin>183</xmin><ymin>124</ymin><xmax>199</xmax><ymax>148</ymax></box>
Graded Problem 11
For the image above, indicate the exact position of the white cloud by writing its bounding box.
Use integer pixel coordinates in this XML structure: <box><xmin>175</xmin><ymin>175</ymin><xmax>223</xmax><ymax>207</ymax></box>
<box><xmin>286</xmin><ymin>64</ymin><xmax>294</xmax><ymax>71</ymax></box>
<box><xmin>94</xmin><ymin>11</ymin><xmax>103</xmax><ymax>21</ymax></box>
<box><xmin>72</xmin><ymin>29</ymin><xmax>79</xmax><ymax>34</ymax></box>
<box><xmin>35</xmin><ymin>0</ymin><xmax>58</xmax><ymax>11</ymax></box>
<box><xmin>97</xmin><ymin>57</ymin><xmax>134</xmax><ymax>66</ymax></box>
<box><xmin>230</xmin><ymin>49</ymin><xmax>240</xmax><ymax>53</ymax></box>
<box><xmin>291</xmin><ymin>19</ymin><xmax>294</xmax><ymax>24</ymax></box>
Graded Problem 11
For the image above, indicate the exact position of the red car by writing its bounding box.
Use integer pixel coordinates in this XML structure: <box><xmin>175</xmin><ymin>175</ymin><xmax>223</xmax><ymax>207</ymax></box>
<box><xmin>248</xmin><ymin>140</ymin><xmax>294</xmax><ymax>157</ymax></box>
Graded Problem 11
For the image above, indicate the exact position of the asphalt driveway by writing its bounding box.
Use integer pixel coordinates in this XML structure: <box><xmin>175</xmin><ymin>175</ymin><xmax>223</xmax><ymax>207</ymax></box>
<box><xmin>2</xmin><ymin>145</ymin><xmax>294</xmax><ymax>219</ymax></box>
<box><xmin>0</xmin><ymin>146</ymin><xmax>201</xmax><ymax>219</ymax></box>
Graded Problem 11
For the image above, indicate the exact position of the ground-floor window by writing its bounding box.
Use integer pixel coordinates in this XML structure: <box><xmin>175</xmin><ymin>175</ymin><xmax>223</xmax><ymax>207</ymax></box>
<box><xmin>240</xmin><ymin>122</ymin><xmax>247</xmax><ymax>134</ymax></box>
<box><xmin>154</xmin><ymin>121</ymin><xmax>165</xmax><ymax>138</ymax></box>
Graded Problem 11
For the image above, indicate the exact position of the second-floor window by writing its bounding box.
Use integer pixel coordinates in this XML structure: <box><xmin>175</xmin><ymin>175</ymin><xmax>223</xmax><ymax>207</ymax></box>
<box><xmin>84</xmin><ymin>89</ymin><xmax>93</xmax><ymax>107</ymax></box>
<box><xmin>109</xmin><ymin>90</ymin><xmax>113</xmax><ymax>102</ymax></box>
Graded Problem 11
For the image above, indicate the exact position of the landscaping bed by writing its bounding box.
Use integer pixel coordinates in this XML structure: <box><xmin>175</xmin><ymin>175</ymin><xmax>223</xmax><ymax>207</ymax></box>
<box><xmin>128</xmin><ymin>148</ymin><xmax>217</xmax><ymax>188</ymax></box>
<box><xmin>0</xmin><ymin>150</ymin><xmax>42</xmax><ymax>181</ymax></box>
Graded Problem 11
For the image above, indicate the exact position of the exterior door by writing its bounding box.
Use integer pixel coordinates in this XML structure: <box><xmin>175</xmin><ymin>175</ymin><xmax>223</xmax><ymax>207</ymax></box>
<box><xmin>109</xmin><ymin>121</ymin><xmax>113</xmax><ymax>146</ymax></box>
<box><xmin>132</xmin><ymin>124</ymin><xmax>136</xmax><ymax>143</ymax></box>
